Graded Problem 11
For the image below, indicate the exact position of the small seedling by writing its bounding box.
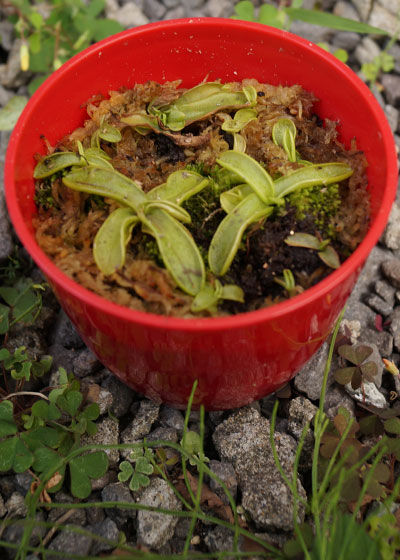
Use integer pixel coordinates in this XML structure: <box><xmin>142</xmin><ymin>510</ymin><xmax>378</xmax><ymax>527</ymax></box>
<box><xmin>273</xmin><ymin>268</ymin><xmax>303</xmax><ymax>298</ymax></box>
<box><xmin>180</xmin><ymin>430</ymin><xmax>210</xmax><ymax>470</ymax></box>
<box><xmin>361</xmin><ymin>52</ymin><xmax>395</xmax><ymax>87</ymax></box>
<box><xmin>284</xmin><ymin>232</ymin><xmax>340</xmax><ymax>269</ymax></box>
<box><xmin>191</xmin><ymin>279</ymin><xmax>244</xmax><ymax>313</ymax></box>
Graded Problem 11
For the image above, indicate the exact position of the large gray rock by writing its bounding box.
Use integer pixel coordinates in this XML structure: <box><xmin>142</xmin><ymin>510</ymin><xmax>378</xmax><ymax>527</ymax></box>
<box><xmin>323</xmin><ymin>383</ymin><xmax>356</xmax><ymax>418</ymax></box>
<box><xmin>389</xmin><ymin>306</ymin><xmax>400</xmax><ymax>352</ymax></box>
<box><xmin>294</xmin><ymin>342</ymin><xmax>336</xmax><ymax>401</ymax></box>
<box><xmin>287</xmin><ymin>397</ymin><xmax>318</xmax><ymax>469</ymax></box>
<box><xmin>345</xmin><ymin>381</ymin><xmax>388</xmax><ymax>409</ymax></box>
<box><xmin>137</xmin><ymin>478</ymin><xmax>182</xmax><ymax>549</ymax></box>
<box><xmin>81</xmin><ymin>417</ymin><xmax>119</xmax><ymax>467</ymax></box>
<box><xmin>213</xmin><ymin>407</ymin><xmax>306</xmax><ymax>531</ymax></box>
<box><xmin>121</xmin><ymin>400</ymin><xmax>160</xmax><ymax>447</ymax></box>
<box><xmin>47</xmin><ymin>526</ymin><xmax>92</xmax><ymax>559</ymax></box>
<box><xmin>101</xmin><ymin>373</ymin><xmax>135</xmax><ymax>418</ymax></box>
<box><xmin>101</xmin><ymin>482</ymin><xmax>137</xmax><ymax>526</ymax></box>
<box><xmin>89</xmin><ymin>518</ymin><xmax>120</xmax><ymax>556</ymax></box>
<box><xmin>208</xmin><ymin>460</ymin><xmax>238</xmax><ymax>505</ymax></box>
<box><xmin>368</xmin><ymin>2</ymin><xmax>400</xmax><ymax>35</ymax></box>
<box><xmin>382</xmin><ymin>259</ymin><xmax>400</xmax><ymax>290</ymax></box>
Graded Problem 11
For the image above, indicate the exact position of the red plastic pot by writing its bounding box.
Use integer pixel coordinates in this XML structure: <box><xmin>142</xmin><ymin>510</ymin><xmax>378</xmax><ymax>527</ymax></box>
<box><xmin>5</xmin><ymin>19</ymin><xmax>398</xmax><ymax>409</ymax></box>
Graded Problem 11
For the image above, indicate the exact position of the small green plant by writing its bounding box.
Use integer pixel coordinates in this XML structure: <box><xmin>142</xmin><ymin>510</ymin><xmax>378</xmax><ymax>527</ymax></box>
<box><xmin>208</xmin><ymin>151</ymin><xmax>352</xmax><ymax>276</ymax></box>
<box><xmin>118</xmin><ymin>447</ymin><xmax>154</xmax><ymax>491</ymax></box>
<box><xmin>7</xmin><ymin>0</ymin><xmax>124</xmax><ymax>93</ymax></box>
<box><xmin>180</xmin><ymin>430</ymin><xmax>210</xmax><ymax>470</ymax></box>
<box><xmin>0</xmin><ymin>277</ymin><xmax>46</xmax><ymax>334</ymax></box>
<box><xmin>274</xmin><ymin>268</ymin><xmax>303</xmax><ymax>298</ymax></box>
<box><xmin>0</xmin><ymin>367</ymin><xmax>108</xmax><ymax>499</ymax></box>
<box><xmin>334</xmin><ymin>344</ymin><xmax>378</xmax><ymax>390</ymax></box>
<box><xmin>0</xmin><ymin>346</ymin><xmax>52</xmax><ymax>383</ymax></box>
<box><xmin>271</xmin><ymin>311</ymin><xmax>399</xmax><ymax>559</ymax></box>
<box><xmin>231</xmin><ymin>1</ymin><xmax>389</xmax><ymax>36</ymax></box>
<box><xmin>361</xmin><ymin>51</ymin><xmax>395</xmax><ymax>86</ymax></box>
<box><xmin>284</xmin><ymin>232</ymin><xmax>341</xmax><ymax>269</ymax></box>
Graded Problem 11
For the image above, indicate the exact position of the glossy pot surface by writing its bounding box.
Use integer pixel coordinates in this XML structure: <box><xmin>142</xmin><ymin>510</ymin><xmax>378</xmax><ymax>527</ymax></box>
<box><xmin>5</xmin><ymin>19</ymin><xmax>398</xmax><ymax>409</ymax></box>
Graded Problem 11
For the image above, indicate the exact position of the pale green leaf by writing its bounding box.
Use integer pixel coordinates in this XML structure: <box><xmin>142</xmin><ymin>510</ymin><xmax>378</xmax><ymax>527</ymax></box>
<box><xmin>285</xmin><ymin>8</ymin><xmax>389</xmax><ymax>35</ymax></box>
<box><xmin>274</xmin><ymin>162</ymin><xmax>353</xmax><ymax>198</ymax></box>
<box><xmin>93</xmin><ymin>207</ymin><xmax>139</xmax><ymax>275</ymax></box>
<box><xmin>0</xmin><ymin>96</ymin><xmax>28</xmax><ymax>131</ymax></box>
<box><xmin>146</xmin><ymin>170</ymin><xmax>209</xmax><ymax>206</ymax></box>
<box><xmin>141</xmin><ymin>208</ymin><xmax>205</xmax><ymax>296</ymax></box>
<box><xmin>217</xmin><ymin>151</ymin><xmax>275</xmax><ymax>203</ymax></box>
<box><xmin>209</xmin><ymin>193</ymin><xmax>273</xmax><ymax>276</ymax></box>
<box><xmin>33</xmin><ymin>152</ymin><xmax>85</xmax><ymax>179</ymax></box>
<box><xmin>63</xmin><ymin>166</ymin><xmax>146</xmax><ymax>211</ymax></box>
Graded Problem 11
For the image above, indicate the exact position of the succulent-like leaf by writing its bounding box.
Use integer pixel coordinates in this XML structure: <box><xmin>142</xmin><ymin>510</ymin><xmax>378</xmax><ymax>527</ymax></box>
<box><xmin>153</xmin><ymin>83</ymin><xmax>257</xmax><ymax>131</ymax></box>
<box><xmin>141</xmin><ymin>208</ymin><xmax>205</xmax><ymax>296</ymax></box>
<box><xmin>217</xmin><ymin>150</ymin><xmax>275</xmax><ymax>203</ymax></box>
<box><xmin>84</xmin><ymin>153</ymin><xmax>114</xmax><ymax>169</ymax></box>
<box><xmin>285</xmin><ymin>232</ymin><xmax>322</xmax><ymax>250</ymax></box>
<box><xmin>146</xmin><ymin>170</ymin><xmax>209</xmax><ymax>206</ymax></box>
<box><xmin>209</xmin><ymin>193</ymin><xmax>273</xmax><ymax>276</ymax></box>
<box><xmin>272</xmin><ymin>118</ymin><xmax>297</xmax><ymax>162</ymax></box>
<box><xmin>191</xmin><ymin>283</ymin><xmax>218</xmax><ymax>313</ymax></box>
<box><xmin>233</xmin><ymin>133</ymin><xmax>246</xmax><ymax>152</ymax></box>
<box><xmin>221</xmin><ymin>284</ymin><xmax>244</xmax><ymax>302</ymax></box>
<box><xmin>33</xmin><ymin>152</ymin><xmax>85</xmax><ymax>179</ymax></box>
<box><xmin>190</xmin><ymin>281</ymin><xmax>244</xmax><ymax>313</ymax></box>
<box><xmin>120</xmin><ymin>112</ymin><xmax>162</xmax><ymax>134</ymax></box>
<box><xmin>319</xmin><ymin>245</ymin><xmax>341</xmax><ymax>269</ymax></box>
<box><xmin>93</xmin><ymin>207</ymin><xmax>139</xmax><ymax>276</ymax></box>
<box><xmin>221</xmin><ymin>108</ymin><xmax>257</xmax><ymax>133</ymax></box>
<box><xmin>63</xmin><ymin>166</ymin><xmax>146</xmax><ymax>212</ymax></box>
<box><xmin>274</xmin><ymin>162</ymin><xmax>353</xmax><ymax>198</ymax></box>
<box><xmin>220</xmin><ymin>184</ymin><xmax>253</xmax><ymax>213</ymax></box>
<box><xmin>144</xmin><ymin>200</ymin><xmax>191</xmax><ymax>223</ymax></box>
<box><xmin>97</xmin><ymin>122</ymin><xmax>122</xmax><ymax>143</ymax></box>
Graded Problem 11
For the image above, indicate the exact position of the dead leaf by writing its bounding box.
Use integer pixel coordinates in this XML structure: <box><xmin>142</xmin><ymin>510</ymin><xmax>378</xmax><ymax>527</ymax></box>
<box><xmin>275</xmin><ymin>384</ymin><xmax>291</xmax><ymax>399</ymax></box>
<box><xmin>176</xmin><ymin>471</ymin><xmax>238</xmax><ymax>525</ymax></box>
<box><xmin>46</xmin><ymin>472</ymin><xmax>63</xmax><ymax>490</ymax></box>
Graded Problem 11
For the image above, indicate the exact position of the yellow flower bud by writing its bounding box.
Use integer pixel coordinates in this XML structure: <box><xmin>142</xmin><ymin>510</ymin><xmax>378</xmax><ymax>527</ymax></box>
<box><xmin>20</xmin><ymin>42</ymin><xmax>29</xmax><ymax>72</ymax></box>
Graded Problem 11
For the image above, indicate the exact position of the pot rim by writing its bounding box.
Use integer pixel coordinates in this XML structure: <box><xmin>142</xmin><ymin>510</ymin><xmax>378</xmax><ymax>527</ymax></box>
<box><xmin>5</xmin><ymin>18</ymin><xmax>399</xmax><ymax>333</ymax></box>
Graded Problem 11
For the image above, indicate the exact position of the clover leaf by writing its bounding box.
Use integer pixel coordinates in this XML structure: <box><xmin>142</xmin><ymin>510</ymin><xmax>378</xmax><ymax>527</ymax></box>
<box><xmin>118</xmin><ymin>448</ymin><xmax>154</xmax><ymax>491</ymax></box>
<box><xmin>334</xmin><ymin>344</ymin><xmax>378</xmax><ymax>390</ymax></box>
<box><xmin>69</xmin><ymin>451</ymin><xmax>109</xmax><ymax>499</ymax></box>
